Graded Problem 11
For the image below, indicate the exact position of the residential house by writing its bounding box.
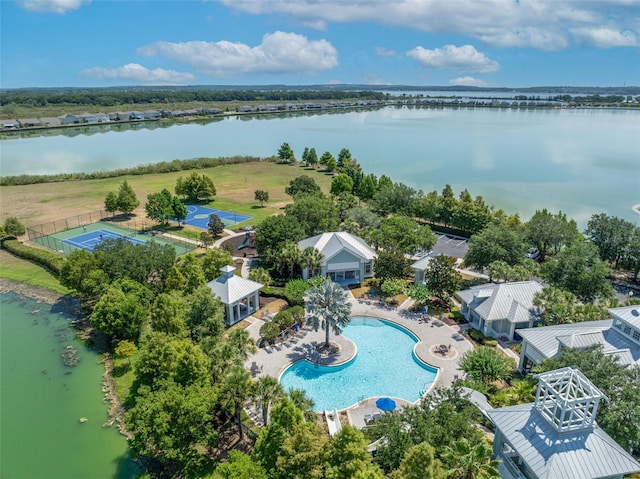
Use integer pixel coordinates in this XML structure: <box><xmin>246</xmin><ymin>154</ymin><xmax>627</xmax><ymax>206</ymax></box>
<box><xmin>206</xmin><ymin>265</ymin><xmax>262</xmax><ymax>326</ymax></box>
<box><xmin>58</xmin><ymin>114</ymin><xmax>81</xmax><ymax>125</ymax></box>
<box><xmin>297</xmin><ymin>232</ymin><xmax>377</xmax><ymax>284</ymax></box>
<box><xmin>18</xmin><ymin>118</ymin><xmax>43</xmax><ymax>128</ymax></box>
<box><xmin>0</xmin><ymin>119</ymin><xmax>19</xmax><ymax>130</ymax></box>
<box><xmin>517</xmin><ymin>305</ymin><xmax>640</xmax><ymax>373</ymax></box>
<box><xmin>488</xmin><ymin>366</ymin><xmax>640</xmax><ymax>479</ymax></box>
<box><xmin>40</xmin><ymin>117</ymin><xmax>62</xmax><ymax>127</ymax></box>
<box><xmin>456</xmin><ymin>281</ymin><xmax>543</xmax><ymax>340</ymax></box>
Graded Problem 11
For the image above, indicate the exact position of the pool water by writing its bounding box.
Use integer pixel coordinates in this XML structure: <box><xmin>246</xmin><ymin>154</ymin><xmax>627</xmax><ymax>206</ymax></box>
<box><xmin>279</xmin><ymin>317</ymin><xmax>438</xmax><ymax>411</ymax></box>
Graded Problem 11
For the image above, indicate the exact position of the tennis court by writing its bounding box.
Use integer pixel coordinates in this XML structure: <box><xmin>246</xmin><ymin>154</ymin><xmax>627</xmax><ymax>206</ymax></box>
<box><xmin>184</xmin><ymin>205</ymin><xmax>252</xmax><ymax>229</ymax></box>
<box><xmin>32</xmin><ymin>222</ymin><xmax>195</xmax><ymax>256</ymax></box>
<box><xmin>63</xmin><ymin>229</ymin><xmax>146</xmax><ymax>252</ymax></box>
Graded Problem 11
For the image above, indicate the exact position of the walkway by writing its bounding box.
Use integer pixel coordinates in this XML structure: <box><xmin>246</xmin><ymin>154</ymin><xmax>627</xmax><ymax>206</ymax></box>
<box><xmin>243</xmin><ymin>289</ymin><xmax>475</xmax><ymax>428</ymax></box>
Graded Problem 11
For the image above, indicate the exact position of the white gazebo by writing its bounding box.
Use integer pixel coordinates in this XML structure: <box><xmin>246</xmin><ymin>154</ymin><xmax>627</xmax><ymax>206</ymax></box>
<box><xmin>207</xmin><ymin>265</ymin><xmax>263</xmax><ymax>326</ymax></box>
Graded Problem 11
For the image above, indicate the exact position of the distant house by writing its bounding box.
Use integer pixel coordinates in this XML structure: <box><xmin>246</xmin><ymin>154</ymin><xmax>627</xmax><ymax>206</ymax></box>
<box><xmin>456</xmin><ymin>281</ymin><xmax>543</xmax><ymax>340</ymax></box>
<box><xmin>78</xmin><ymin>112</ymin><xmax>110</xmax><ymax>123</ymax></box>
<box><xmin>0</xmin><ymin>119</ymin><xmax>19</xmax><ymax>130</ymax></box>
<box><xmin>206</xmin><ymin>265</ymin><xmax>263</xmax><ymax>326</ymax></box>
<box><xmin>18</xmin><ymin>118</ymin><xmax>43</xmax><ymax>128</ymax></box>
<box><xmin>141</xmin><ymin>110</ymin><xmax>161</xmax><ymax>119</ymax></box>
<box><xmin>58</xmin><ymin>114</ymin><xmax>81</xmax><ymax>125</ymax></box>
<box><xmin>517</xmin><ymin>305</ymin><xmax>640</xmax><ymax>373</ymax></box>
<box><xmin>297</xmin><ymin>232</ymin><xmax>377</xmax><ymax>284</ymax></box>
<box><xmin>488</xmin><ymin>366</ymin><xmax>640</xmax><ymax>479</ymax></box>
<box><xmin>40</xmin><ymin>117</ymin><xmax>62</xmax><ymax>127</ymax></box>
<box><xmin>410</xmin><ymin>254</ymin><xmax>435</xmax><ymax>284</ymax></box>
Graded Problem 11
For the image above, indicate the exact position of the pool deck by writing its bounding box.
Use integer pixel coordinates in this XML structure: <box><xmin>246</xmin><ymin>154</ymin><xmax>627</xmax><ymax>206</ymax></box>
<box><xmin>243</xmin><ymin>290</ymin><xmax>474</xmax><ymax>428</ymax></box>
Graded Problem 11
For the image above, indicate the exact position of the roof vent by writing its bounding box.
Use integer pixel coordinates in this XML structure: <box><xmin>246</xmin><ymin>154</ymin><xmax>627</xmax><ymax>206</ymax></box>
<box><xmin>632</xmin><ymin>309</ymin><xmax>639</xmax><ymax>317</ymax></box>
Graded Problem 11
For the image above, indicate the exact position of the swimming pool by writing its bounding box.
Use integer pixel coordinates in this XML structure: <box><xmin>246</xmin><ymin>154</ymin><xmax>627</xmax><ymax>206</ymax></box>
<box><xmin>279</xmin><ymin>316</ymin><xmax>438</xmax><ymax>411</ymax></box>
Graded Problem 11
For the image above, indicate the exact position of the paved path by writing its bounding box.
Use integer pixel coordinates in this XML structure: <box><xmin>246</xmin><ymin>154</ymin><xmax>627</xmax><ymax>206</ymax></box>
<box><xmin>243</xmin><ymin>289</ymin><xmax>475</xmax><ymax>428</ymax></box>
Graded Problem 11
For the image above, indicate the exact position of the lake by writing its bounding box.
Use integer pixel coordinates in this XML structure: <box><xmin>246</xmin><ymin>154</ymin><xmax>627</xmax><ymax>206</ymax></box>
<box><xmin>1</xmin><ymin>106</ymin><xmax>638</xmax><ymax>226</ymax></box>
<box><xmin>0</xmin><ymin>291</ymin><xmax>139</xmax><ymax>479</ymax></box>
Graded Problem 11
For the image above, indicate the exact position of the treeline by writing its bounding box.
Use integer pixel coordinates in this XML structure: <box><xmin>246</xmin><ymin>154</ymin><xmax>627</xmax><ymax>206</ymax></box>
<box><xmin>0</xmin><ymin>155</ymin><xmax>271</xmax><ymax>186</ymax></box>
<box><xmin>0</xmin><ymin>89</ymin><xmax>385</xmax><ymax>108</ymax></box>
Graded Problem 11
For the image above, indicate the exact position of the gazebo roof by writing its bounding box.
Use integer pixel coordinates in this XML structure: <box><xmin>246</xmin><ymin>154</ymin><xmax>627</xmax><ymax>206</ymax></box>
<box><xmin>206</xmin><ymin>266</ymin><xmax>262</xmax><ymax>304</ymax></box>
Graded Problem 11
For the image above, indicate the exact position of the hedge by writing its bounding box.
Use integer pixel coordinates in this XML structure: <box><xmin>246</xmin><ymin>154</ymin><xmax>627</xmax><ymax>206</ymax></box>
<box><xmin>1</xmin><ymin>239</ymin><xmax>64</xmax><ymax>276</ymax></box>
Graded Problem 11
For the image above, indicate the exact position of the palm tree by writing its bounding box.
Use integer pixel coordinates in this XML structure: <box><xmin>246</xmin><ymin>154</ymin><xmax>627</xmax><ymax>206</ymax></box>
<box><xmin>306</xmin><ymin>280</ymin><xmax>352</xmax><ymax>348</ymax></box>
<box><xmin>227</xmin><ymin>328</ymin><xmax>257</xmax><ymax>361</ymax></box>
<box><xmin>220</xmin><ymin>365</ymin><xmax>253</xmax><ymax>441</ymax></box>
<box><xmin>252</xmin><ymin>376</ymin><xmax>284</xmax><ymax>426</ymax></box>
<box><xmin>301</xmin><ymin>246</ymin><xmax>324</xmax><ymax>278</ymax></box>
<box><xmin>278</xmin><ymin>242</ymin><xmax>302</xmax><ymax>279</ymax></box>
<box><xmin>288</xmin><ymin>387</ymin><xmax>316</xmax><ymax>422</ymax></box>
<box><xmin>443</xmin><ymin>438</ymin><xmax>500</xmax><ymax>479</ymax></box>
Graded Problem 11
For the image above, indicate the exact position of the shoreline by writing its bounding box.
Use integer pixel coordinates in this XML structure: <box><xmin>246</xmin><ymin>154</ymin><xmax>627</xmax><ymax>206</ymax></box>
<box><xmin>0</xmin><ymin>278</ymin><xmax>131</xmax><ymax>439</ymax></box>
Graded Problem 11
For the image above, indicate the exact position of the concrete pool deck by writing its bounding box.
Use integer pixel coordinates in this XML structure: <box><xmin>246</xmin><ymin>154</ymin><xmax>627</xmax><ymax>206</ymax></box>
<box><xmin>243</xmin><ymin>290</ymin><xmax>475</xmax><ymax>428</ymax></box>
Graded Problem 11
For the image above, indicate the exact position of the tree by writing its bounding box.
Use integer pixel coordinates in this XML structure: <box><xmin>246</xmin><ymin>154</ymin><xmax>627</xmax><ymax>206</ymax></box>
<box><xmin>227</xmin><ymin>328</ymin><xmax>257</xmax><ymax>361</ymax></box>
<box><xmin>285</xmin><ymin>193</ymin><xmax>340</xmax><ymax>236</ymax></box>
<box><xmin>114</xmin><ymin>340</ymin><xmax>137</xmax><ymax>369</ymax></box>
<box><xmin>488</xmin><ymin>259</ymin><xmax>537</xmax><ymax>283</ymax></box>
<box><xmin>464</xmin><ymin>223</ymin><xmax>528</xmax><ymax>270</ymax></box>
<box><xmin>285</xmin><ymin>175</ymin><xmax>322</xmax><ymax>198</ymax></box>
<box><xmin>220</xmin><ymin>365</ymin><xmax>253</xmax><ymax>441</ymax></box>
<box><xmin>424</xmin><ymin>255</ymin><xmax>461</xmax><ymax>305</ymax></box>
<box><xmin>284</xmin><ymin>278</ymin><xmax>310</xmax><ymax>306</ymax></box>
<box><xmin>287</xmin><ymin>388</ymin><xmax>316</xmax><ymax>423</ymax></box>
<box><xmin>301</xmin><ymin>246</ymin><xmax>324</xmax><ymax>278</ymax></box>
<box><xmin>458</xmin><ymin>347</ymin><xmax>515</xmax><ymax>386</ymax></box>
<box><xmin>525</xmin><ymin>209</ymin><xmax>579</xmax><ymax>258</ymax></box>
<box><xmin>382</xmin><ymin>278</ymin><xmax>407</xmax><ymax>299</ymax></box>
<box><xmin>406</xmin><ymin>283</ymin><xmax>431</xmax><ymax>307</ymax></box>
<box><xmin>438</xmin><ymin>184</ymin><xmax>458</xmax><ymax>227</ymax></box>
<box><xmin>259</xmin><ymin>321</ymin><xmax>281</xmax><ymax>343</ymax></box>
<box><xmin>320</xmin><ymin>151</ymin><xmax>335</xmax><ymax>169</ymax></box>
<box><xmin>342</xmin><ymin>206</ymin><xmax>381</xmax><ymax>236</ymax></box>
<box><xmin>201</xmin><ymin>247</ymin><xmax>233</xmax><ymax>281</ymax></box>
<box><xmin>254</xmin><ymin>215</ymin><xmax>306</xmax><ymax>268</ymax></box>
<box><xmin>116</xmin><ymin>180</ymin><xmax>140</xmax><ymax>214</ymax></box>
<box><xmin>275</xmin><ymin>423</ymin><xmax>327</xmax><ymax>479</ymax></box>
<box><xmin>541</xmin><ymin>241</ymin><xmax>614</xmax><ymax>302</ymax></box>
<box><xmin>277</xmin><ymin>242</ymin><xmax>302</xmax><ymax>279</ymax></box>
<box><xmin>325</xmin><ymin>425</ymin><xmax>384</xmax><ymax>479</ymax></box>
<box><xmin>621</xmin><ymin>227</ymin><xmax>640</xmax><ymax>281</ymax></box>
<box><xmin>126</xmin><ymin>380</ymin><xmax>218</xmax><ymax>477</ymax></box>
<box><xmin>274</xmin><ymin>310</ymin><xmax>295</xmax><ymax>331</ymax></box>
<box><xmin>586</xmin><ymin>213</ymin><xmax>636</xmax><ymax>268</ymax></box>
<box><xmin>356</xmin><ymin>173</ymin><xmax>378</xmax><ymax>202</ymax></box>
<box><xmin>185</xmin><ymin>285</ymin><xmax>225</xmax><ymax>342</ymax></box>
<box><xmin>248</xmin><ymin>266</ymin><xmax>272</xmax><ymax>286</ymax></box>
<box><xmin>104</xmin><ymin>191</ymin><xmax>118</xmax><ymax>215</ymax></box>
<box><xmin>390</xmin><ymin>441</ymin><xmax>444</xmax><ymax>479</ymax></box>
<box><xmin>277</xmin><ymin>142</ymin><xmax>295</xmax><ymax>164</ymax></box>
<box><xmin>1</xmin><ymin>216</ymin><xmax>25</xmax><ymax>238</ymax></box>
<box><xmin>375</xmin><ymin>251</ymin><xmax>409</xmax><ymax>280</ymax></box>
<box><xmin>254</xmin><ymin>189</ymin><xmax>269</xmax><ymax>207</ymax></box>
<box><xmin>370</xmin><ymin>182</ymin><xmax>417</xmax><ymax>216</ymax></box>
<box><xmin>208</xmin><ymin>214</ymin><xmax>226</xmax><ymax>237</ymax></box>
<box><xmin>442</xmin><ymin>438</ymin><xmax>500</xmax><ymax>479</ymax></box>
<box><xmin>331</xmin><ymin>173</ymin><xmax>354</xmax><ymax>196</ymax></box>
<box><xmin>306</xmin><ymin>280</ymin><xmax>352</xmax><ymax>348</ymax></box>
<box><xmin>212</xmin><ymin>450</ymin><xmax>267</xmax><ymax>479</ymax></box>
<box><xmin>253</xmin><ymin>376</ymin><xmax>284</xmax><ymax>426</ymax></box>
<box><xmin>145</xmin><ymin>188</ymin><xmax>182</xmax><ymax>226</ymax></box>
<box><xmin>149</xmin><ymin>292</ymin><xmax>188</xmax><ymax>336</ymax></box>
<box><xmin>370</xmin><ymin>215</ymin><xmax>436</xmax><ymax>255</ymax></box>
<box><xmin>306</xmin><ymin>147</ymin><xmax>319</xmax><ymax>168</ymax></box>
<box><xmin>175</xmin><ymin>172</ymin><xmax>216</xmax><ymax>202</ymax></box>
<box><xmin>337</xmin><ymin>147</ymin><xmax>352</xmax><ymax>168</ymax></box>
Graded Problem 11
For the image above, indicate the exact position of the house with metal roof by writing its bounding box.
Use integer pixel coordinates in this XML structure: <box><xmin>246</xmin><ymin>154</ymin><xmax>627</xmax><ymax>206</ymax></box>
<box><xmin>456</xmin><ymin>281</ymin><xmax>543</xmax><ymax>341</ymax></box>
<box><xmin>206</xmin><ymin>265</ymin><xmax>263</xmax><ymax>326</ymax></box>
<box><xmin>517</xmin><ymin>305</ymin><xmax>640</xmax><ymax>373</ymax></box>
<box><xmin>487</xmin><ymin>367</ymin><xmax>640</xmax><ymax>479</ymax></box>
<box><xmin>297</xmin><ymin>232</ymin><xmax>376</xmax><ymax>284</ymax></box>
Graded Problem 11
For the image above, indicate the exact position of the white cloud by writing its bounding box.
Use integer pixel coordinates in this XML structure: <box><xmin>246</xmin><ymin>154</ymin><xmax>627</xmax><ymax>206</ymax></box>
<box><xmin>220</xmin><ymin>0</ymin><xmax>640</xmax><ymax>50</ymax></box>
<box><xmin>449</xmin><ymin>76</ymin><xmax>488</xmax><ymax>87</ymax></box>
<box><xmin>407</xmin><ymin>45</ymin><xmax>499</xmax><ymax>73</ymax></box>
<box><xmin>17</xmin><ymin>0</ymin><xmax>90</xmax><ymax>14</ymax></box>
<box><xmin>570</xmin><ymin>27</ymin><xmax>638</xmax><ymax>47</ymax></box>
<box><xmin>80</xmin><ymin>63</ymin><xmax>195</xmax><ymax>85</ymax></box>
<box><xmin>137</xmin><ymin>31</ymin><xmax>338</xmax><ymax>77</ymax></box>
<box><xmin>375</xmin><ymin>47</ymin><xmax>396</xmax><ymax>58</ymax></box>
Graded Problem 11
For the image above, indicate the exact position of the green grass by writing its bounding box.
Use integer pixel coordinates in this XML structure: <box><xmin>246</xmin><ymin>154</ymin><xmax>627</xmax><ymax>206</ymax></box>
<box><xmin>0</xmin><ymin>250</ymin><xmax>69</xmax><ymax>294</ymax></box>
<box><xmin>113</xmin><ymin>357</ymin><xmax>136</xmax><ymax>404</ymax></box>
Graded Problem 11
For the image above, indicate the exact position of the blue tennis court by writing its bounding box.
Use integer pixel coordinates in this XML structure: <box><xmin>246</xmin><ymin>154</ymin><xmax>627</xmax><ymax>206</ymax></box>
<box><xmin>63</xmin><ymin>229</ymin><xmax>147</xmax><ymax>251</ymax></box>
<box><xmin>184</xmin><ymin>205</ymin><xmax>252</xmax><ymax>229</ymax></box>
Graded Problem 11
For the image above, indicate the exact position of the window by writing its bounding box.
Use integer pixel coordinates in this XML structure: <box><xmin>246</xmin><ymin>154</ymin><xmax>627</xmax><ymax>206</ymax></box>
<box><xmin>614</xmin><ymin>320</ymin><xmax>623</xmax><ymax>330</ymax></box>
<box><xmin>632</xmin><ymin>329</ymin><xmax>640</xmax><ymax>341</ymax></box>
<box><xmin>624</xmin><ymin>325</ymin><xmax>631</xmax><ymax>335</ymax></box>
<box><xmin>364</xmin><ymin>262</ymin><xmax>372</xmax><ymax>274</ymax></box>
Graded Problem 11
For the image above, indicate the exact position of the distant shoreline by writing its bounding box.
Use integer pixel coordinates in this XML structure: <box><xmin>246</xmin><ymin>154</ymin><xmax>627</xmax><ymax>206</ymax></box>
<box><xmin>633</xmin><ymin>204</ymin><xmax>640</xmax><ymax>215</ymax></box>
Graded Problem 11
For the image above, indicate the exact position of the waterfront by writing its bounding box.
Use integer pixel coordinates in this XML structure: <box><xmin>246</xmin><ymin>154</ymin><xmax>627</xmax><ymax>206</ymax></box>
<box><xmin>0</xmin><ymin>290</ymin><xmax>139</xmax><ymax>479</ymax></box>
<box><xmin>1</xmin><ymin>106</ymin><xmax>638</xmax><ymax>226</ymax></box>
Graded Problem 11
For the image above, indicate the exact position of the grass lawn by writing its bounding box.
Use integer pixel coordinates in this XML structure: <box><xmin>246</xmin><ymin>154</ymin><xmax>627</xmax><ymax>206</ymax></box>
<box><xmin>0</xmin><ymin>249</ymin><xmax>69</xmax><ymax>294</ymax></box>
<box><xmin>1</xmin><ymin>161</ymin><xmax>334</xmax><ymax>230</ymax></box>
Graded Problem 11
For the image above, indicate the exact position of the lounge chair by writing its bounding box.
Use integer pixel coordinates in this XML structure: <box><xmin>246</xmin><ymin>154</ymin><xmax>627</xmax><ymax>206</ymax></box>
<box><xmin>364</xmin><ymin>414</ymin><xmax>373</xmax><ymax>423</ymax></box>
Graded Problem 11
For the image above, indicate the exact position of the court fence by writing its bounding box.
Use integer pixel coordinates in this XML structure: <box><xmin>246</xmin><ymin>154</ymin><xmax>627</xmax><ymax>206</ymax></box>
<box><xmin>27</xmin><ymin>211</ymin><xmax>197</xmax><ymax>255</ymax></box>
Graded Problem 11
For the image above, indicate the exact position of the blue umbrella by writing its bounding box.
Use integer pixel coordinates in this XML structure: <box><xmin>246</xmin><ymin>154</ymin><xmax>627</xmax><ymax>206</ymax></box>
<box><xmin>376</xmin><ymin>397</ymin><xmax>396</xmax><ymax>411</ymax></box>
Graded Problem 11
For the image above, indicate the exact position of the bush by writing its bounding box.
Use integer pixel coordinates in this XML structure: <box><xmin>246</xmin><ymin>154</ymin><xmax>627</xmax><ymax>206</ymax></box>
<box><xmin>484</xmin><ymin>339</ymin><xmax>498</xmax><ymax>347</ymax></box>
<box><xmin>273</xmin><ymin>310</ymin><xmax>294</xmax><ymax>331</ymax></box>
<box><xmin>468</xmin><ymin>329</ymin><xmax>486</xmax><ymax>343</ymax></box>
<box><xmin>287</xmin><ymin>305</ymin><xmax>305</xmax><ymax>326</ymax></box>
<box><xmin>259</xmin><ymin>321</ymin><xmax>281</xmax><ymax>342</ymax></box>
<box><xmin>283</xmin><ymin>279</ymin><xmax>309</xmax><ymax>307</ymax></box>
<box><xmin>1</xmin><ymin>239</ymin><xmax>64</xmax><ymax>275</ymax></box>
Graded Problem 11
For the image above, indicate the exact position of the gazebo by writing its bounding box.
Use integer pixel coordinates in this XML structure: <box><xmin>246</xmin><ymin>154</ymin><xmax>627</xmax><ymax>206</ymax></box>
<box><xmin>487</xmin><ymin>366</ymin><xmax>640</xmax><ymax>479</ymax></box>
<box><xmin>207</xmin><ymin>265</ymin><xmax>263</xmax><ymax>326</ymax></box>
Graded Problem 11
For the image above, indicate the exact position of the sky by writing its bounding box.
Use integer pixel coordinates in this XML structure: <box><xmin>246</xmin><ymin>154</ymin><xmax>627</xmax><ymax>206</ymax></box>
<box><xmin>1</xmin><ymin>0</ymin><xmax>639</xmax><ymax>89</ymax></box>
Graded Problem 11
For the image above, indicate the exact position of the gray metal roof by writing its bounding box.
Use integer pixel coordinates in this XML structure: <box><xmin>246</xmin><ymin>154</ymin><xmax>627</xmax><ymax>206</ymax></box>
<box><xmin>610</xmin><ymin>305</ymin><xmax>640</xmax><ymax>328</ymax></box>
<box><xmin>456</xmin><ymin>281</ymin><xmax>542</xmax><ymax>324</ymax></box>
<box><xmin>487</xmin><ymin>404</ymin><xmax>640</xmax><ymax>479</ymax></box>
<box><xmin>518</xmin><ymin>320</ymin><xmax>640</xmax><ymax>366</ymax></box>
<box><xmin>298</xmin><ymin>232</ymin><xmax>376</xmax><ymax>263</ymax></box>
<box><xmin>410</xmin><ymin>255</ymin><xmax>434</xmax><ymax>270</ymax></box>
<box><xmin>206</xmin><ymin>267</ymin><xmax>262</xmax><ymax>305</ymax></box>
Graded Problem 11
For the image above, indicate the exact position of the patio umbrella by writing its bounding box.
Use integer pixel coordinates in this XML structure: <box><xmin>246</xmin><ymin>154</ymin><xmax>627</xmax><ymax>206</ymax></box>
<box><xmin>376</xmin><ymin>397</ymin><xmax>396</xmax><ymax>412</ymax></box>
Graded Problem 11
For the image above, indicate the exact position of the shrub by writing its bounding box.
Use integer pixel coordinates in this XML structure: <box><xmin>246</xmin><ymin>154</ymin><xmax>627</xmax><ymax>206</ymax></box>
<box><xmin>468</xmin><ymin>329</ymin><xmax>486</xmax><ymax>343</ymax></box>
<box><xmin>1</xmin><ymin>239</ymin><xmax>64</xmax><ymax>275</ymax></box>
<box><xmin>273</xmin><ymin>310</ymin><xmax>294</xmax><ymax>331</ymax></box>
<box><xmin>287</xmin><ymin>305</ymin><xmax>305</xmax><ymax>326</ymax></box>
<box><xmin>283</xmin><ymin>279</ymin><xmax>309</xmax><ymax>306</ymax></box>
<box><xmin>484</xmin><ymin>339</ymin><xmax>498</xmax><ymax>347</ymax></box>
<box><xmin>259</xmin><ymin>321</ymin><xmax>281</xmax><ymax>342</ymax></box>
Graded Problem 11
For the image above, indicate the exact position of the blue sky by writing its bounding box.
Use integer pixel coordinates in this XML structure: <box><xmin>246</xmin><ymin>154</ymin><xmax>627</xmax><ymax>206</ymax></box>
<box><xmin>1</xmin><ymin>0</ymin><xmax>639</xmax><ymax>89</ymax></box>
